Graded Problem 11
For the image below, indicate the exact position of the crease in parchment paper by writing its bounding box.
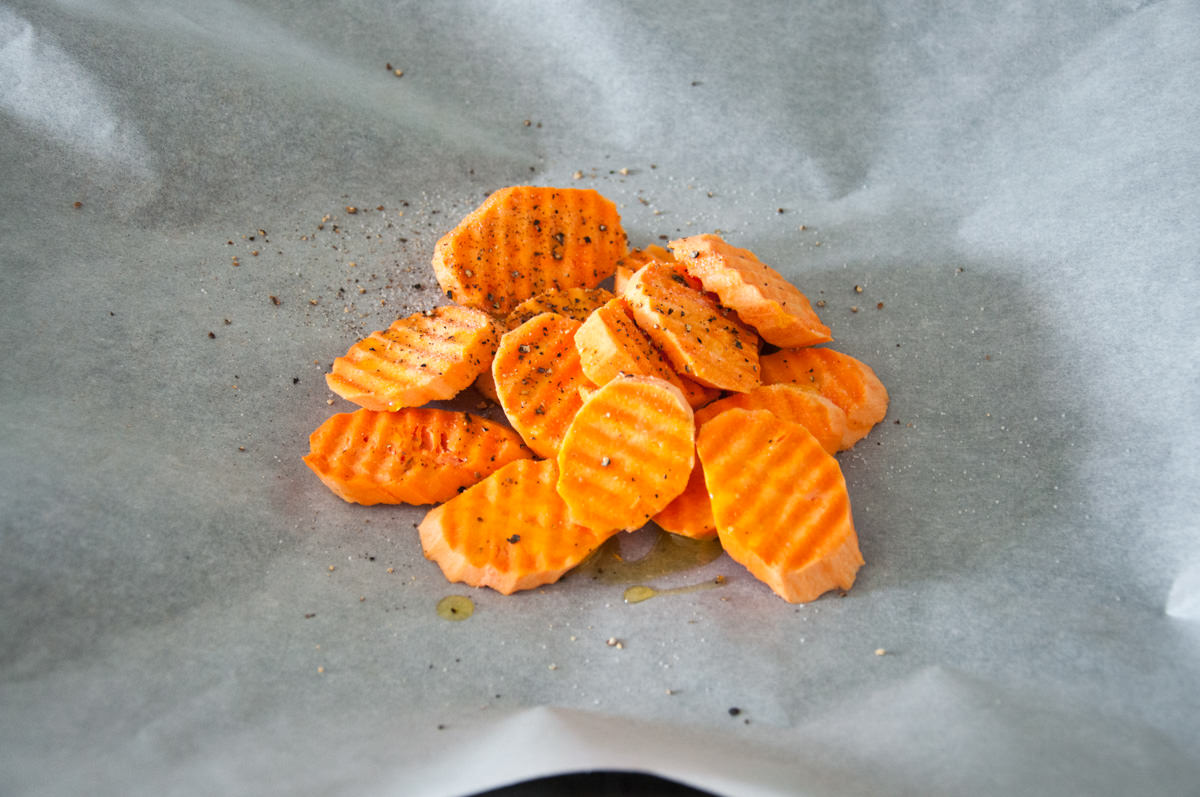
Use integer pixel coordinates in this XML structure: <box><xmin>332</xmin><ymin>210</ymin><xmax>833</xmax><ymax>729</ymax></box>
<box><xmin>791</xmin><ymin>664</ymin><xmax>1200</xmax><ymax>796</ymax></box>
<box><xmin>385</xmin><ymin>706</ymin><xmax>808</xmax><ymax>797</ymax></box>
<box><xmin>0</xmin><ymin>7</ymin><xmax>155</xmax><ymax>178</ymax></box>
<box><xmin>54</xmin><ymin>0</ymin><xmax>524</xmax><ymax>162</ymax></box>
<box><xmin>1166</xmin><ymin>563</ymin><xmax>1200</xmax><ymax>621</ymax></box>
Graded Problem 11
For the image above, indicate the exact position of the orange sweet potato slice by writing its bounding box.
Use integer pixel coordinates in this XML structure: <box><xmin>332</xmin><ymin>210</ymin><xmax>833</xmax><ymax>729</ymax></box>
<box><xmin>492</xmin><ymin>312</ymin><xmax>592</xmax><ymax>458</ymax></box>
<box><xmin>418</xmin><ymin>458</ymin><xmax>617</xmax><ymax>595</ymax></box>
<box><xmin>325</xmin><ymin>305</ymin><xmax>498</xmax><ymax>411</ymax></box>
<box><xmin>575</xmin><ymin>297</ymin><xmax>719</xmax><ymax>409</ymax></box>
<box><xmin>671</xmin><ymin>234</ymin><xmax>831</xmax><ymax>347</ymax></box>
<box><xmin>759</xmin><ymin>347</ymin><xmax>889</xmax><ymax>449</ymax></box>
<box><xmin>651</xmin><ymin>457</ymin><xmax>717</xmax><ymax>540</ymax></box>
<box><xmin>505</xmin><ymin>287</ymin><xmax>614</xmax><ymax>329</ymax></box>
<box><xmin>692</xmin><ymin>383</ymin><xmax>848</xmax><ymax>455</ymax></box>
<box><xmin>613</xmin><ymin>244</ymin><xmax>673</xmax><ymax>293</ymax></box>
<box><xmin>555</xmin><ymin>374</ymin><xmax>694</xmax><ymax>532</ymax></box>
<box><xmin>303</xmin><ymin>408</ymin><xmax>532</xmax><ymax>506</ymax></box>
<box><xmin>473</xmin><ymin>368</ymin><xmax>499</xmax><ymax>403</ymax></box>
<box><xmin>432</xmin><ymin>186</ymin><xmax>626</xmax><ymax>316</ymax></box>
<box><xmin>623</xmin><ymin>261</ymin><xmax>761</xmax><ymax>392</ymax></box>
<box><xmin>697</xmin><ymin>408</ymin><xmax>863</xmax><ymax>603</ymax></box>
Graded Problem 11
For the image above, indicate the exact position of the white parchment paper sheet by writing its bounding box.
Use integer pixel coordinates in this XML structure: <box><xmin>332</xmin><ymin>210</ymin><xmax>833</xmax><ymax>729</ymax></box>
<box><xmin>2</xmin><ymin>1</ymin><xmax>1198</xmax><ymax>795</ymax></box>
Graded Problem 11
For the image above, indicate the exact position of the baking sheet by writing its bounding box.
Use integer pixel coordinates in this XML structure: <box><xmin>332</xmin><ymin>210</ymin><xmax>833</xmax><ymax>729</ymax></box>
<box><xmin>2</xmin><ymin>1</ymin><xmax>1199</xmax><ymax>795</ymax></box>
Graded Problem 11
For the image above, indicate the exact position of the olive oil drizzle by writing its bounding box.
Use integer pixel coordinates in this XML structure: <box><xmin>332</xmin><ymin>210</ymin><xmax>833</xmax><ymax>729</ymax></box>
<box><xmin>573</xmin><ymin>527</ymin><xmax>726</xmax><ymax>603</ymax></box>
<box><xmin>576</xmin><ymin>528</ymin><xmax>724</xmax><ymax>584</ymax></box>
<box><xmin>623</xmin><ymin>579</ymin><xmax>724</xmax><ymax>604</ymax></box>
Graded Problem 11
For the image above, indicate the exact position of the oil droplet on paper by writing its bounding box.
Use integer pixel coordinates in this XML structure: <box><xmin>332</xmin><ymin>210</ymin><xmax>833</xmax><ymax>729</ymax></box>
<box><xmin>623</xmin><ymin>578</ymin><xmax>724</xmax><ymax>604</ymax></box>
<box><xmin>436</xmin><ymin>595</ymin><xmax>474</xmax><ymax>621</ymax></box>
<box><xmin>623</xmin><ymin>585</ymin><xmax>658</xmax><ymax>604</ymax></box>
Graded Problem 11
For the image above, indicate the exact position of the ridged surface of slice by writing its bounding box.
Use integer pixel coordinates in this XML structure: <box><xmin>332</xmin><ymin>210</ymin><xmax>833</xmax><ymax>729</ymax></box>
<box><xmin>697</xmin><ymin>408</ymin><xmax>863</xmax><ymax>603</ymax></box>
<box><xmin>556</xmin><ymin>375</ymin><xmax>694</xmax><ymax>532</ymax></box>
<box><xmin>505</xmin><ymin>287</ymin><xmax>614</xmax><ymax>329</ymax></box>
<box><xmin>303</xmin><ymin>408</ymin><xmax>532</xmax><ymax>505</ymax></box>
<box><xmin>325</xmin><ymin>305</ymin><xmax>498</xmax><ymax>411</ymax></box>
<box><xmin>760</xmin><ymin>347</ymin><xmax>889</xmax><ymax>449</ymax></box>
<box><xmin>432</xmin><ymin>186</ymin><xmax>626</xmax><ymax>316</ymax></box>
<box><xmin>623</xmin><ymin>261</ymin><xmax>761</xmax><ymax>392</ymax></box>
<box><xmin>652</xmin><ymin>456</ymin><xmax>717</xmax><ymax>540</ymax></box>
<box><xmin>671</xmin><ymin>234</ymin><xmax>832</xmax><ymax>347</ymax></box>
<box><xmin>574</xmin><ymin>297</ymin><xmax>716</xmax><ymax>409</ymax></box>
<box><xmin>493</xmin><ymin>312</ymin><xmax>592</xmax><ymax>458</ymax></box>
<box><xmin>418</xmin><ymin>459</ymin><xmax>617</xmax><ymax>594</ymax></box>
<box><xmin>693</xmin><ymin>383</ymin><xmax>848</xmax><ymax>454</ymax></box>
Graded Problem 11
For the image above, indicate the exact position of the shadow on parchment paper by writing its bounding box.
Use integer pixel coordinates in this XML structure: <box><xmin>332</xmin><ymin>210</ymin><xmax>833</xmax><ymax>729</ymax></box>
<box><xmin>839</xmin><ymin>257</ymin><xmax>1082</xmax><ymax>581</ymax></box>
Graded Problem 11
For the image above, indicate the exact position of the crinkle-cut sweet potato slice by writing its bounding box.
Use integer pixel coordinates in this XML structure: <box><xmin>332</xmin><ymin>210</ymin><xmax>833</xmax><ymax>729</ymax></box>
<box><xmin>492</xmin><ymin>312</ymin><xmax>592</xmax><ymax>458</ymax></box>
<box><xmin>303</xmin><ymin>408</ymin><xmax>532</xmax><ymax>506</ymax></box>
<box><xmin>759</xmin><ymin>347</ymin><xmax>889</xmax><ymax>449</ymax></box>
<box><xmin>671</xmin><ymin>234</ymin><xmax>832</xmax><ymax>348</ymax></box>
<box><xmin>652</xmin><ymin>456</ymin><xmax>717</xmax><ymax>540</ymax></box>
<box><xmin>623</xmin><ymin>261</ymin><xmax>761</xmax><ymax>393</ymax></box>
<box><xmin>574</xmin><ymin>297</ymin><xmax>718</xmax><ymax>410</ymax></box>
<box><xmin>505</xmin><ymin>287</ymin><xmax>614</xmax><ymax>330</ymax></box>
<box><xmin>473</xmin><ymin>367</ymin><xmax>499</xmax><ymax>403</ymax></box>
<box><xmin>556</xmin><ymin>375</ymin><xmax>694</xmax><ymax>532</ymax></box>
<box><xmin>613</xmin><ymin>245</ymin><xmax>673</xmax><ymax>293</ymax></box>
<box><xmin>418</xmin><ymin>458</ymin><xmax>617</xmax><ymax>595</ymax></box>
<box><xmin>697</xmin><ymin>408</ymin><xmax>863</xmax><ymax>603</ymax></box>
<box><xmin>325</xmin><ymin>305</ymin><xmax>498</xmax><ymax>411</ymax></box>
<box><xmin>693</xmin><ymin>383</ymin><xmax>848</xmax><ymax>455</ymax></box>
<box><xmin>432</xmin><ymin>186</ymin><xmax>627</xmax><ymax>316</ymax></box>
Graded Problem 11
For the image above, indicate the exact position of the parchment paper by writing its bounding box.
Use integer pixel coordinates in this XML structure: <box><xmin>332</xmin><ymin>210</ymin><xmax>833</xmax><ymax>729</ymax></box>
<box><xmin>2</xmin><ymin>1</ymin><xmax>1198</xmax><ymax>795</ymax></box>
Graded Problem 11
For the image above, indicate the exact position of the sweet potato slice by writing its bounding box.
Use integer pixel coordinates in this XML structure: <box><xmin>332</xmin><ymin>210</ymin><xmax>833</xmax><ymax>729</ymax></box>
<box><xmin>492</xmin><ymin>312</ymin><xmax>592</xmax><ymax>458</ymax></box>
<box><xmin>505</xmin><ymin>287</ymin><xmax>614</xmax><ymax>329</ymax></box>
<box><xmin>473</xmin><ymin>368</ymin><xmax>499</xmax><ymax>403</ymax></box>
<box><xmin>760</xmin><ymin>347</ymin><xmax>889</xmax><ymax>449</ymax></box>
<box><xmin>614</xmin><ymin>244</ymin><xmax>673</xmax><ymax>293</ymax></box>
<box><xmin>671</xmin><ymin>234</ymin><xmax>831</xmax><ymax>348</ymax></box>
<box><xmin>418</xmin><ymin>459</ymin><xmax>617</xmax><ymax>595</ymax></box>
<box><xmin>575</xmin><ymin>297</ymin><xmax>718</xmax><ymax>409</ymax></box>
<box><xmin>303</xmin><ymin>408</ymin><xmax>533</xmax><ymax>505</ymax></box>
<box><xmin>325</xmin><ymin>305</ymin><xmax>498</xmax><ymax>411</ymax></box>
<box><xmin>555</xmin><ymin>375</ymin><xmax>694</xmax><ymax>532</ymax></box>
<box><xmin>652</xmin><ymin>457</ymin><xmax>717</xmax><ymax>540</ymax></box>
<box><xmin>693</xmin><ymin>383</ymin><xmax>848</xmax><ymax>455</ymax></box>
<box><xmin>623</xmin><ymin>261</ymin><xmax>760</xmax><ymax>392</ymax></box>
<box><xmin>697</xmin><ymin>408</ymin><xmax>863</xmax><ymax>603</ymax></box>
<box><xmin>432</xmin><ymin>186</ymin><xmax>626</xmax><ymax>316</ymax></box>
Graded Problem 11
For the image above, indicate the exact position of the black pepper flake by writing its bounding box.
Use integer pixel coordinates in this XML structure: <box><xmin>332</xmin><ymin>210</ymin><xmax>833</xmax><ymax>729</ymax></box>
<box><xmin>207</xmin><ymin>331</ymin><xmax>216</xmax><ymax>339</ymax></box>
<box><xmin>506</xmin><ymin>534</ymin><xmax>521</xmax><ymax>544</ymax></box>
<box><xmin>728</xmin><ymin>707</ymin><xmax>742</xmax><ymax>717</ymax></box>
